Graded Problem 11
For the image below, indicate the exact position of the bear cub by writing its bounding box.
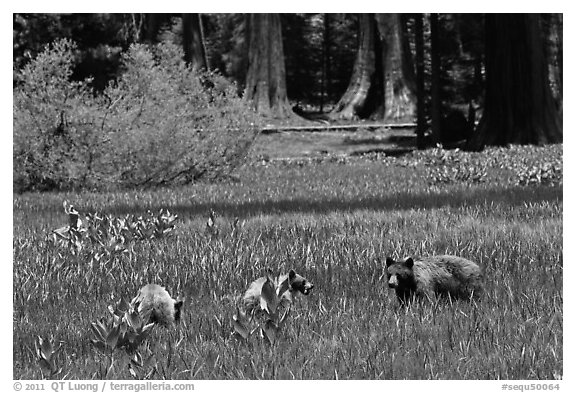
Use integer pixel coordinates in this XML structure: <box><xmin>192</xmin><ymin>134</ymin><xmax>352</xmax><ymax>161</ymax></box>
<box><xmin>242</xmin><ymin>269</ymin><xmax>314</xmax><ymax>314</ymax></box>
<box><xmin>131</xmin><ymin>284</ymin><xmax>184</xmax><ymax>326</ymax></box>
<box><xmin>384</xmin><ymin>255</ymin><xmax>483</xmax><ymax>304</ymax></box>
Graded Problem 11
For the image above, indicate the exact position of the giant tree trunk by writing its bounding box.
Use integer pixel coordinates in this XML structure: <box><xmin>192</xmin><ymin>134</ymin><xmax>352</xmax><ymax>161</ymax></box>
<box><xmin>244</xmin><ymin>13</ymin><xmax>293</xmax><ymax>118</ymax></box>
<box><xmin>182</xmin><ymin>14</ymin><xmax>208</xmax><ymax>71</ymax></box>
<box><xmin>430</xmin><ymin>13</ymin><xmax>442</xmax><ymax>145</ymax></box>
<box><xmin>414</xmin><ymin>13</ymin><xmax>426</xmax><ymax>149</ymax></box>
<box><xmin>545</xmin><ymin>13</ymin><xmax>562</xmax><ymax>113</ymax></box>
<box><xmin>467</xmin><ymin>14</ymin><xmax>562</xmax><ymax>149</ymax></box>
<box><xmin>330</xmin><ymin>14</ymin><xmax>377</xmax><ymax>120</ymax></box>
<box><xmin>375</xmin><ymin>14</ymin><xmax>416</xmax><ymax>122</ymax></box>
<box><xmin>556</xmin><ymin>14</ymin><xmax>563</xmax><ymax>106</ymax></box>
<box><xmin>321</xmin><ymin>13</ymin><xmax>331</xmax><ymax>112</ymax></box>
<box><xmin>330</xmin><ymin>13</ymin><xmax>416</xmax><ymax>121</ymax></box>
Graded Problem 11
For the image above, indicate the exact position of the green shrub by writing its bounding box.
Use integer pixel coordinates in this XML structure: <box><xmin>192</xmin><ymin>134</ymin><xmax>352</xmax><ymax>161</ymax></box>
<box><xmin>13</xmin><ymin>39</ymin><xmax>261</xmax><ymax>192</ymax></box>
<box><xmin>13</xmin><ymin>39</ymin><xmax>104</xmax><ymax>191</ymax></box>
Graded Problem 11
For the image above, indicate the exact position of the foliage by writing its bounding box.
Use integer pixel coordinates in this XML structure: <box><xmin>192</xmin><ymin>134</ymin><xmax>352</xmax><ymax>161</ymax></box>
<box><xmin>390</xmin><ymin>144</ymin><xmax>563</xmax><ymax>187</ymax></box>
<box><xmin>13</xmin><ymin>144</ymin><xmax>561</xmax><ymax>379</ymax></box>
<box><xmin>13</xmin><ymin>14</ymin><xmax>130</xmax><ymax>90</ymax></box>
<box><xmin>203</xmin><ymin>14</ymin><xmax>249</xmax><ymax>89</ymax></box>
<box><xmin>88</xmin><ymin>299</ymin><xmax>159</xmax><ymax>379</ymax></box>
<box><xmin>13</xmin><ymin>39</ymin><xmax>105</xmax><ymax>192</ymax></box>
<box><xmin>31</xmin><ymin>202</ymin><xmax>175</xmax><ymax>377</ymax></box>
<box><xmin>232</xmin><ymin>275</ymin><xmax>293</xmax><ymax>345</ymax></box>
<box><xmin>13</xmin><ymin>13</ymin><xmax>562</xmax><ymax>120</ymax></box>
<box><xmin>90</xmin><ymin>298</ymin><xmax>155</xmax><ymax>354</ymax></box>
<box><xmin>517</xmin><ymin>163</ymin><xmax>562</xmax><ymax>186</ymax></box>
<box><xmin>49</xmin><ymin>201</ymin><xmax>178</xmax><ymax>258</ymax></box>
<box><xmin>34</xmin><ymin>335</ymin><xmax>64</xmax><ymax>379</ymax></box>
<box><xmin>13</xmin><ymin>39</ymin><xmax>261</xmax><ymax>192</ymax></box>
<box><xmin>104</xmin><ymin>42</ymin><xmax>260</xmax><ymax>187</ymax></box>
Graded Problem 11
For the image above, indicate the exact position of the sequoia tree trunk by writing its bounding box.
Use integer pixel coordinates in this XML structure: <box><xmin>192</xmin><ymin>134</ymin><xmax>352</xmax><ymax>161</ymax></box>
<box><xmin>244</xmin><ymin>13</ymin><xmax>293</xmax><ymax>118</ymax></box>
<box><xmin>557</xmin><ymin>14</ymin><xmax>563</xmax><ymax>107</ymax></box>
<box><xmin>321</xmin><ymin>13</ymin><xmax>331</xmax><ymax>112</ymax></box>
<box><xmin>375</xmin><ymin>13</ymin><xmax>416</xmax><ymax>122</ymax></box>
<box><xmin>330</xmin><ymin>14</ymin><xmax>377</xmax><ymax>120</ymax></box>
<box><xmin>547</xmin><ymin>13</ymin><xmax>563</xmax><ymax>113</ymax></box>
<box><xmin>430</xmin><ymin>13</ymin><xmax>442</xmax><ymax>145</ymax></box>
<box><xmin>467</xmin><ymin>14</ymin><xmax>562</xmax><ymax>149</ymax></box>
<box><xmin>182</xmin><ymin>13</ymin><xmax>208</xmax><ymax>71</ymax></box>
<box><xmin>414</xmin><ymin>13</ymin><xmax>426</xmax><ymax>149</ymax></box>
<box><xmin>330</xmin><ymin>13</ymin><xmax>416</xmax><ymax>121</ymax></box>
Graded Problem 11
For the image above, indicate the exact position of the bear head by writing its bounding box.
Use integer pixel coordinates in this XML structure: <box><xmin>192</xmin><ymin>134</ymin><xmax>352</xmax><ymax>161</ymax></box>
<box><xmin>385</xmin><ymin>257</ymin><xmax>416</xmax><ymax>290</ymax></box>
<box><xmin>288</xmin><ymin>269</ymin><xmax>314</xmax><ymax>295</ymax></box>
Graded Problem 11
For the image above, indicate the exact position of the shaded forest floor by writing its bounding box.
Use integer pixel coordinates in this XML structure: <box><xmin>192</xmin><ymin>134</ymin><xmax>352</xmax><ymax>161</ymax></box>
<box><xmin>252</xmin><ymin>126</ymin><xmax>418</xmax><ymax>160</ymax></box>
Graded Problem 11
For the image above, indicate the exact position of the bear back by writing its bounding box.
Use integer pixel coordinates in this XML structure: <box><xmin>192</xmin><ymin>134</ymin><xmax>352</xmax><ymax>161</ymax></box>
<box><xmin>131</xmin><ymin>284</ymin><xmax>184</xmax><ymax>326</ymax></box>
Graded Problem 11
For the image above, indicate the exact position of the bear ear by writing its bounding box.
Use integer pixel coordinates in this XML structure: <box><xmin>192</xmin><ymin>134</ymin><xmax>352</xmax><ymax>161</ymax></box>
<box><xmin>405</xmin><ymin>257</ymin><xmax>414</xmax><ymax>268</ymax></box>
<box><xmin>385</xmin><ymin>257</ymin><xmax>395</xmax><ymax>267</ymax></box>
<box><xmin>288</xmin><ymin>269</ymin><xmax>296</xmax><ymax>281</ymax></box>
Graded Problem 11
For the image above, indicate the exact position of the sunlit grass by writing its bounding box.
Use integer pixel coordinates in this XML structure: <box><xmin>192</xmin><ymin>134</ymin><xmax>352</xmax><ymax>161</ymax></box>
<box><xmin>13</xmin><ymin>145</ymin><xmax>562</xmax><ymax>379</ymax></box>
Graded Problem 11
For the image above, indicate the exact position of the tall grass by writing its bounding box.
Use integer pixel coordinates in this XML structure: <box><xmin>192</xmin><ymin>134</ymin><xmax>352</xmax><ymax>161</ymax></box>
<box><xmin>13</xmin><ymin>146</ymin><xmax>562</xmax><ymax>379</ymax></box>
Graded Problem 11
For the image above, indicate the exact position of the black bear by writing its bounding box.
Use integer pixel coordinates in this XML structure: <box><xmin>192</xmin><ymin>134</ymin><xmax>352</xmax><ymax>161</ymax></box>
<box><xmin>384</xmin><ymin>255</ymin><xmax>483</xmax><ymax>304</ymax></box>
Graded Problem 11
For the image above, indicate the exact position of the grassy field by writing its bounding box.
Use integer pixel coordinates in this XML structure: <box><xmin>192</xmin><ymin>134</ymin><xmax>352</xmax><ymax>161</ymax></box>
<box><xmin>13</xmin><ymin>140</ymin><xmax>562</xmax><ymax>380</ymax></box>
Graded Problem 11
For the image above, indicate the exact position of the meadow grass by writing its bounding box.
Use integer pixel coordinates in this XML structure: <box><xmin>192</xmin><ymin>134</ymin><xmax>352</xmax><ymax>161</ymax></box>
<box><xmin>13</xmin><ymin>146</ymin><xmax>562</xmax><ymax>379</ymax></box>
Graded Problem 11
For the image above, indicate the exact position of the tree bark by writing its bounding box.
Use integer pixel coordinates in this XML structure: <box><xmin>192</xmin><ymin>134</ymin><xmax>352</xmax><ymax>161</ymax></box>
<box><xmin>375</xmin><ymin>13</ymin><xmax>416</xmax><ymax>122</ymax></box>
<box><xmin>330</xmin><ymin>14</ymin><xmax>377</xmax><ymax>120</ymax></box>
<box><xmin>330</xmin><ymin>13</ymin><xmax>416</xmax><ymax>121</ymax></box>
<box><xmin>139</xmin><ymin>14</ymin><xmax>168</xmax><ymax>43</ymax></box>
<box><xmin>430</xmin><ymin>13</ymin><xmax>442</xmax><ymax>145</ymax></box>
<box><xmin>414</xmin><ymin>13</ymin><xmax>426</xmax><ymax>149</ymax></box>
<box><xmin>321</xmin><ymin>13</ymin><xmax>331</xmax><ymax>112</ymax></box>
<box><xmin>244</xmin><ymin>13</ymin><xmax>293</xmax><ymax>118</ymax></box>
<box><xmin>547</xmin><ymin>13</ymin><xmax>562</xmax><ymax>113</ymax></box>
<box><xmin>557</xmin><ymin>14</ymin><xmax>562</xmax><ymax>103</ymax></box>
<box><xmin>467</xmin><ymin>14</ymin><xmax>562</xmax><ymax>149</ymax></box>
<box><xmin>182</xmin><ymin>14</ymin><xmax>208</xmax><ymax>71</ymax></box>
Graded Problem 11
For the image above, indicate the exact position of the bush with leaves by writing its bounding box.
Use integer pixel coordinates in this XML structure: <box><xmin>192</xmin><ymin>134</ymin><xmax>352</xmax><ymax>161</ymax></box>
<box><xmin>14</xmin><ymin>39</ymin><xmax>261</xmax><ymax>192</ymax></box>
<box><xmin>89</xmin><ymin>298</ymin><xmax>156</xmax><ymax>379</ymax></box>
<box><xmin>517</xmin><ymin>162</ymin><xmax>562</xmax><ymax>186</ymax></box>
<box><xmin>49</xmin><ymin>201</ymin><xmax>178</xmax><ymax>258</ymax></box>
<box><xmin>91</xmin><ymin>298</ymin><xmax>155</xmax><ymax>354</ymax></box>
<box><xmin>104</xmin><ymin>42</ymin><xmax>261</xmax><ymax>186</ymax></box>
<box><xmin>13</xmin><ymin>39</ymin><xmax>106</xmax><ymax>191</ymax></box>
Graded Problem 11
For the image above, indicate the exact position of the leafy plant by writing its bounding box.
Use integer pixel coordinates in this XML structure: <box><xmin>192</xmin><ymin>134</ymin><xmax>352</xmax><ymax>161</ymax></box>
<box><xmin>34</xmin><ymin>335</ymin><xmax>64</xmax><ymax>379</ymax></box>
<box><xmin>90</xmin><ymin>297</ymin><xmax>155</xmax><ymax>354</ymax></box>
<box><xmin>128</xmin><ymin>349</ymin><xmax>157</xmax><ymax>380</ymax></box>
<box><xmin>14</xmin><ymin>39</ymin><xmax>262</xmax><ymax>192</ymax></box>
<box><xmin>517</xmin><ymin>162</ymin><xmax>562</xmax><ymax>186</ymax></box>
<box><xmin>13</xmin><ymin>39</ymin><xmax>106</xmax><ymax>192</ymax></box>
<box><xmin>232</xmin><ymin>274</ymin><xmax>293</xmax><ymax>345</ymax></box>
<box><xmin>428</xmin><ymin>165</ymin><xmax>487</xmax><ymax>185</ymax></box>
<box><xmin>88</xmin><ymin>298</ymin><xmax>154</xmax><ymax>379</ymax></box>
<box><xmin>205</xmin><ymin>209</ymin><xmax>220</xmax><ymax>238</ymax></box>
<box><xmin>48</xmin><ymin>200</ymin><xmax>178</xmax><ymax>257</ymax></box>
